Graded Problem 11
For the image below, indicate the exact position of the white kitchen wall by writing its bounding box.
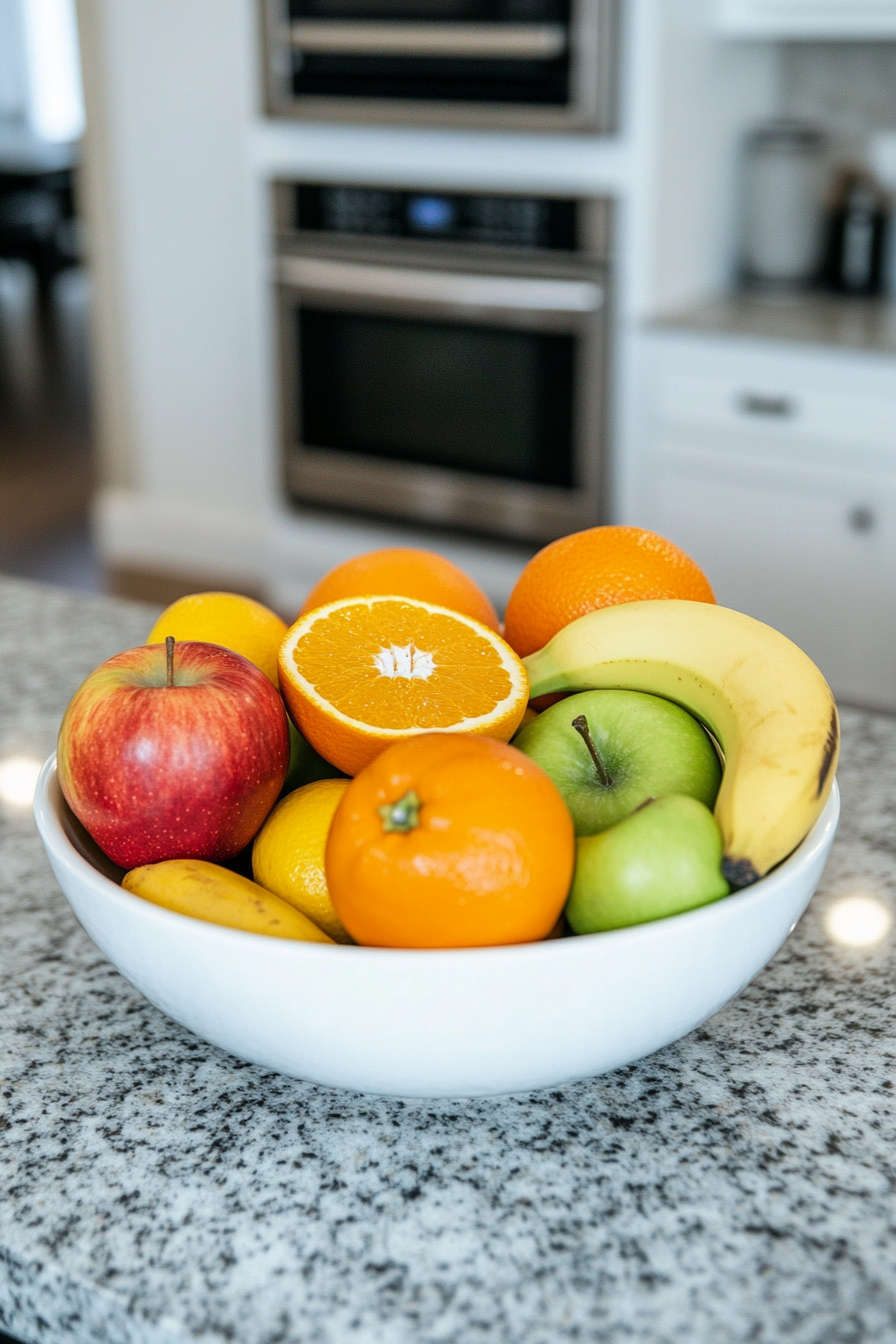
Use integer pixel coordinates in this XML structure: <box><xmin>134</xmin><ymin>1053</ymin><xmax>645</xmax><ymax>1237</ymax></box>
<box><xmin>78</xmin><ymin>0</ymin><xmax>272</xmax><ymax>586</ymax></box>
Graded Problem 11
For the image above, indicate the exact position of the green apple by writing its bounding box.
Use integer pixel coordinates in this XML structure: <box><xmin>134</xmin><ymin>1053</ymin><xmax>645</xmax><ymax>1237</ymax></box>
<box><xmin>566</xmin><ymin>794</ymin><xmax>730</xmax><ymax>933</ymax></box>
<box><xmin>512</xmin><ymin>689</ymin><xmax>721</xmax><ymax>836</ymax></box>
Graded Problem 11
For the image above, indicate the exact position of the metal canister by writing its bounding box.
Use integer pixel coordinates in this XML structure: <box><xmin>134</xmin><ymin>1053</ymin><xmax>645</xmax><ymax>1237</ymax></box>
<box><xmin>742</xmin><ymin>120</ymin><xmax>827</xmax><ymax>287</ymax></box>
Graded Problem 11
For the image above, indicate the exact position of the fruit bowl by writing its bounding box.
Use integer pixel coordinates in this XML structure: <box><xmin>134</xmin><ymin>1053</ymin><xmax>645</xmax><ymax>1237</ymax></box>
<box><xmin>34</xmin><ymin>753</ymin><xmax>839</xmax><ymax>1099</ymax></box>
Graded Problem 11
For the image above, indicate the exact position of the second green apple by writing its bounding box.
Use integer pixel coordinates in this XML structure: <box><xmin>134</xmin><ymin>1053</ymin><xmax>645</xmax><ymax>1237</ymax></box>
<box><xmin>512</xmin><ymin>688</ymin><xmax>722</xmax><ymax>836</ymax></box>
<box><xmin>566</xmin><ymin>794</ymin><xmax>730</xmax><ymax>933</ymax></box>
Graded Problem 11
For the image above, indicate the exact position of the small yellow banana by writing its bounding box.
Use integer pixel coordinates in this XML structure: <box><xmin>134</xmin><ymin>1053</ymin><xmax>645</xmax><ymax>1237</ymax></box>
<box><xmin>524</xmin><ymin>600</ymin><xmax>838</xmax><ymax>887</ymax></box>
<box><xmin>123</xmin><ymin>859</ymin><xmax>334</xmax><ymax>942</ymax></box>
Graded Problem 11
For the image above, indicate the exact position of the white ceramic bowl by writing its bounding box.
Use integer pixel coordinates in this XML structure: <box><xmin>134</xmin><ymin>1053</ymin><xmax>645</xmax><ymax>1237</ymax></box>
<box><xmin>34</xmin><ymin>754</ymin><xmax>839</xmax><ymax>1098</ymax></box>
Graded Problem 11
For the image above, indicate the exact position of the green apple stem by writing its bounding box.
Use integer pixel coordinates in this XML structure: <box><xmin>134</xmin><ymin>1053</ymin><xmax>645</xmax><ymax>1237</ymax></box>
<box><xmin>379</xmin><ymin>790</ymin><xmax>422</xmax><ymax>833</ymax></box>
<box><xmin>166</xmin><ymin>635</ymin><xmax>175</xmax><ymax>688</ymax></box>
<box><xmin>571</xmin><ymin>714</ymin><xmax>612</xmax><ymax>788</ymax></box>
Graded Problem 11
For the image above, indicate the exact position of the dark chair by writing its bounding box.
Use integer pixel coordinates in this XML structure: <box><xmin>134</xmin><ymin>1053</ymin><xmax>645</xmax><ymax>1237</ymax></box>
<box><xmin>0</xmin><ymin>166</ymin><xmax>80</xmax><ymax>298</ymax></box>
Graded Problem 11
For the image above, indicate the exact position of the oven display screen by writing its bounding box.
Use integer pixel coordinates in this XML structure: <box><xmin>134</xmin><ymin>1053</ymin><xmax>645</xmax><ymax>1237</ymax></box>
<box><xmin>297</xmin><ymin>184</ymin><xmax>578</xmax><ymax>250</ymax></box>
<box><xmin>299</xmin><ymin>308</ymin><xmax>575</xmax><ymax>487</ymax></box>
<box><xmin>407</xmin><ymin>194</ymin><xmax>457</xmax><ymax>233</ymax></box>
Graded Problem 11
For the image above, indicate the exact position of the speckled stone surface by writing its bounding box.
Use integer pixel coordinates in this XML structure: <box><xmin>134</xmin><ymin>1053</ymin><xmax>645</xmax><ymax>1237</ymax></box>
<box><xmin>651</xmin><ymin>291</ymin><xmax>896</xmax><ymax>356</ymax></box>
<box><xmin>1</xmin><ymin>575</ymin><xmax>895</xmax><ymax>1344</ymax></box>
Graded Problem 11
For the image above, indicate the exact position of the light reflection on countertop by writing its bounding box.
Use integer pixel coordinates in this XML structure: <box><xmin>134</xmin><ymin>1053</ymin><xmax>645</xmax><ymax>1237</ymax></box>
<box><xmin>0</xmin><ymin>755</ymin><xmax>43</xmax><ymax>808</ymax></box>
<box><xmin>824</xmin><ymin>890</ymin><xmax>893</xmax><ymax>948</ymax></box>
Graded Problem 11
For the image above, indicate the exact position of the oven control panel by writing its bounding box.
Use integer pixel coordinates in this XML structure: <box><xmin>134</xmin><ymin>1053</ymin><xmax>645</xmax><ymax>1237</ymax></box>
<box><xmin>293</xmin><ymin>184</ymin><xmax>581</xmax><ymax>251</ymax></box>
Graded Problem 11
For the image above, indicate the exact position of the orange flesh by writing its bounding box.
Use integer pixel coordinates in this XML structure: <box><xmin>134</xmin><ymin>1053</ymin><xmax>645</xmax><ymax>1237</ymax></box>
<box><xmin>291</xmin><ymin>601</ymin><xmax>514</xmax><ymax>729</ymax></box>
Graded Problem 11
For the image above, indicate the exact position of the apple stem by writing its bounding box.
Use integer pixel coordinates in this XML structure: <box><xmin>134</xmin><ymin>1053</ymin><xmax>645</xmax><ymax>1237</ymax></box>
<box><xmin>379</xmin><ymin>790</ymin><xmax>422</xmax><ymax>833</ymax></box>
<box><xmin>571</xmin><ymin>715</ymin><xmax>612</xmax><ymax>788</ymax></box>
<box><xmin>166</xmin><ymin>635</ymin><xmax>175</xmax><ymax>688</ymax></box>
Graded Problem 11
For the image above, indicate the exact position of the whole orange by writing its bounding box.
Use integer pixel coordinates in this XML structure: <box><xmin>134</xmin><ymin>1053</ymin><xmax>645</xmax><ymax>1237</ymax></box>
<box><xmin>503</xmin><ymin>526</ymin><xmax>715</xmax><ymax>658</ymax></box>
<box><xmin>325</xmin><ymin>734</ymin><xmax>574</xmax><ymax>948</ymax></box>
<box><xmin>300</xmin><ymin>547</ymin><xmax>500</xmax><ymax>633</ymax></box>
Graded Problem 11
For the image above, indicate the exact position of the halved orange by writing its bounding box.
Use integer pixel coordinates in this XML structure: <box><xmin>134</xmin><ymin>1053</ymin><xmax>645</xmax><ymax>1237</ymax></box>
<box><xmin>278</xmin><ymin>595</ymin><xmax>529</xmax><ymax>775</ymax></box>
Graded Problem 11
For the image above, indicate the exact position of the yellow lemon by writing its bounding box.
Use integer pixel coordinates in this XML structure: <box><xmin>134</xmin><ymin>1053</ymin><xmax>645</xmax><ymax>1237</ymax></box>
<box><xmin>123</xmin><ymin>860</ymin><xmax>334</xmax><ymax>942</ymax></box>
<box><xmin>147</xmin><ymin>592</ymin><xmax>287</xmax><ymax>686</ymax></box>
<box><xmin>252</xmin><ymin>778</ymin><xmax>352</xmax><ymax>943</ymax></box>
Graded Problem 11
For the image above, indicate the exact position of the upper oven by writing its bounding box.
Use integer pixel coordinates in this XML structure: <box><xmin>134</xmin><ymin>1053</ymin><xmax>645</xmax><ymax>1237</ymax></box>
<box><xmin>275</xmin><ymin>183</ymin><xmax>612</xmax><ymax>545</ymax></box>
<box><xmin>261</xmin><ymin>0</ymin><xmax>619</xmax><ymax>132</ymax></box>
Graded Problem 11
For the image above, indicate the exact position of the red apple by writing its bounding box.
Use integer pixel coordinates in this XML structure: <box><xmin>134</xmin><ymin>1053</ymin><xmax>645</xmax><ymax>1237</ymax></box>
<box><xmin>57</xmin><ymin>640</ymin><xmax>290</xmax><ymax>868</ymax></box>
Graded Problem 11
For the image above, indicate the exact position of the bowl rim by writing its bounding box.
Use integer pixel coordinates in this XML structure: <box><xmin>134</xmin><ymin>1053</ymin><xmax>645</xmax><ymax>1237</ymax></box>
<box><xmin>35</xmin><ymin>752</ymin><xmax>840</xmax><ymax>966</ymax></box>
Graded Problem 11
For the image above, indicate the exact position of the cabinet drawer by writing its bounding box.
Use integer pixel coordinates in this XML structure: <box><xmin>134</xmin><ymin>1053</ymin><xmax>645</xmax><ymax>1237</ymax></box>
<box><xmin>657</xmin><ymin>369</ymin><xmax>896</xmax><ymax>451</ymax></box>
<box><xmin>646</xmin><ymin>336</ymin><xmax>896</xmax><ymax>457</ymax></box>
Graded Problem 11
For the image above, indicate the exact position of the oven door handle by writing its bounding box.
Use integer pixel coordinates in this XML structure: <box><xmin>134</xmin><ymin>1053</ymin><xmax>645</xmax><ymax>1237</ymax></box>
<box><xmin>289</xmin><ymin>20</ymin><xmax>568</xmax><ymax>59</ymax></box>
<box><xmin>277</xmin><ymin>256</ymin><xmax>604</xmax><ymax>316</ymax></box>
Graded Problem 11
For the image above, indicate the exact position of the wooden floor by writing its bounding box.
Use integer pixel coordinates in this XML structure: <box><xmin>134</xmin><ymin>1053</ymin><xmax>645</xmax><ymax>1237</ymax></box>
<box><xmin>0</xmin><ymin>262</ymin><xmax>263</xmax><ymax>607</ymax></box>
<box><xmin>0</xmin><ymin>423</ymin><xmax>95</xmax><ymax>555</ymax></box>
<box><xmin>0</xmin><ymin>263</ymin><xmax>101</xmax><ymax>592</ymax></box>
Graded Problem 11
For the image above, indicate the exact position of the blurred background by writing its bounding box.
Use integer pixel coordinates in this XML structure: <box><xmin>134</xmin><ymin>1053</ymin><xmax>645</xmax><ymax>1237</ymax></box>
<box><xmin>0</xmin><ymin>0</ymin><xmax>93</xmax><ymax>588</ymax></box>
<box><xmin>3</xmin><ymin>0</ymin><xmax>896</xmax><ymax>708</ymax></box>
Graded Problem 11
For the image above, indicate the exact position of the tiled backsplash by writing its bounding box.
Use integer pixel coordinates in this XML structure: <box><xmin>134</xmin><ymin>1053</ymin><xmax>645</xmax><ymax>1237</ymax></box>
<box><xmin>780</xmin><ymin>42</ymin><xmax>896</xmax><ymax>152</ymax></box>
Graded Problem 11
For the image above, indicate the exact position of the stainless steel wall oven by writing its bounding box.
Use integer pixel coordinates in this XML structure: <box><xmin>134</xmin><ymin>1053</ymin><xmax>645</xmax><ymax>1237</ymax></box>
<box><xmin>275</xmin><ymin>182</ymin><xmax>611</xmax><ymax>545</ymax></box>
<box><xmin>262</xmin><ymin>0</ymin><xmax>618</xmax><ymax>132</ymax></box>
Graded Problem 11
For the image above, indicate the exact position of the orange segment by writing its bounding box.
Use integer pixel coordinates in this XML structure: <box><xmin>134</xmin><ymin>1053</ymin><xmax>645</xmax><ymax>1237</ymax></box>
<box><xmin>278</xmin><ymin>596</ymin><xmax>529</xmax><ymax>775</ymax></box>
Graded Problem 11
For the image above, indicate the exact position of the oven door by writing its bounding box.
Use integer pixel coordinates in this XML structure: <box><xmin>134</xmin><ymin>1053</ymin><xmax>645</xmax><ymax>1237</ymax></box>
<box><xmin>277</xmin><ymin>254</ymin><xmax>607</xmax><ymax>543</ymax></box>
<box><xmin>263</xmin><ymin>0</ymin><xmax>616</xmax><ymax>132</ymax></box>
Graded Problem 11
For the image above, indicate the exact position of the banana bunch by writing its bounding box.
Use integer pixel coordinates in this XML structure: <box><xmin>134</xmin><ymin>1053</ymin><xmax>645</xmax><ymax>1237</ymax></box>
<box><xmin>524</xmin><ymin>600</ymin><xmax>838</xmax><ymax>887</ymax></box>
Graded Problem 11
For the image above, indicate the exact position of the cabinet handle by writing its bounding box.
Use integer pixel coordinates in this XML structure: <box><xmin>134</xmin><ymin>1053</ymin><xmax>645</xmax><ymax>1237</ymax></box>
<box><xmin>737</xmin><ymin>392</ymin><xmax>797</xmax><ymax>419</ymax></box>
<box><xmin>847</xmin><ymin>506</ymin><xmax>876</xmax><ymax>534</ymax></box>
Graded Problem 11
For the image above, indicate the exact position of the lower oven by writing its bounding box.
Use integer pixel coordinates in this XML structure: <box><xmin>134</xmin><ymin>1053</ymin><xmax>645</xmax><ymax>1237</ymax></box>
<box><xmin>275</xmin><ymin>182</ymin><xmax>611</xmax><ymax>545</ymax></box>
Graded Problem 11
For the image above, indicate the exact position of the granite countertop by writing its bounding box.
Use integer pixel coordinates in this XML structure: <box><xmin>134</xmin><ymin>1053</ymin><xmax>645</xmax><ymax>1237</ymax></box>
<box><xmin>651</xmin><ymin>291</ymin><xmax>896</xmax><ymax>357</ymax></box>
<box><xmin>2</xmin><ymin>575</ymin><xmax>896</xmax><ymax>1344</ymax></box>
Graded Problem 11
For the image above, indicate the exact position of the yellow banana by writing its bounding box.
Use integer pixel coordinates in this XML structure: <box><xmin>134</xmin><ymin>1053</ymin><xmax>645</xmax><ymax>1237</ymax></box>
<box><xmin>123</xmin><ymin>859</ymin><xmax>334</xmax><ymax>942</ymax></box>
<box><xmin>524</xmin><ymin>600</ymin><xmax>838</xmax><ymax>887</ymax></box>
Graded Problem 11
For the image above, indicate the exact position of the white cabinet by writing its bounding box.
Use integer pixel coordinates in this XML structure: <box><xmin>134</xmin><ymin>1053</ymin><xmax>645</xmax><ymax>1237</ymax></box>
<box><xmin>651</xmin><ymin>454</ymin><xmax>896</xmax><ymax>708</ymax></box>
<box><xmin>636</xmin><ymin>330</ymin><xmax>896</xmax><ymax>710</ymax></box>
<box><xmin>717</xmin><ymin>0</ymin><xmax>896</xmax><ymax>39</ymax></box>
